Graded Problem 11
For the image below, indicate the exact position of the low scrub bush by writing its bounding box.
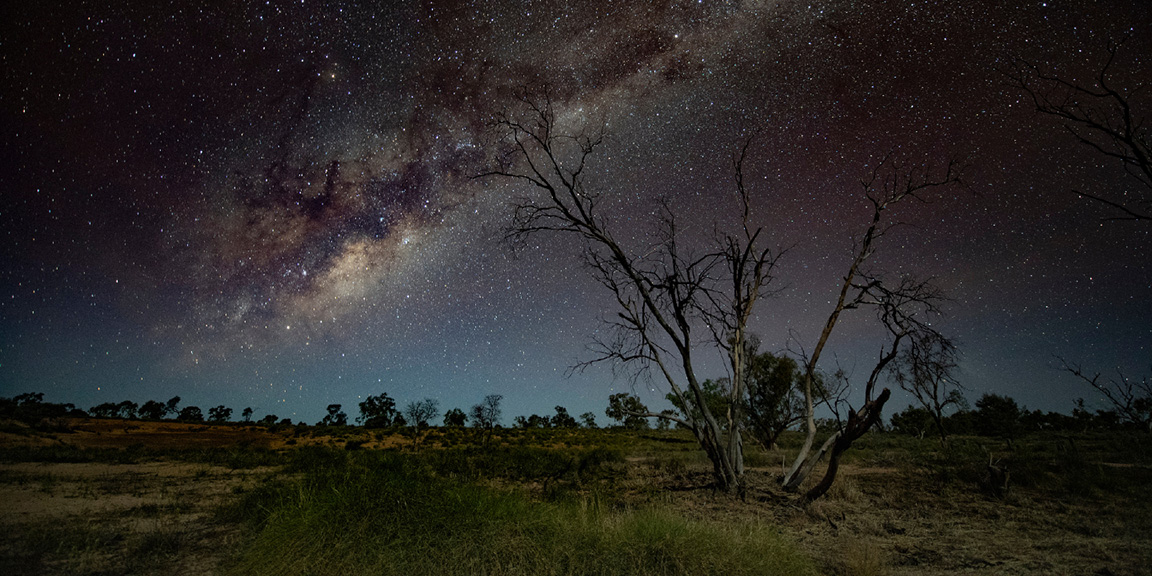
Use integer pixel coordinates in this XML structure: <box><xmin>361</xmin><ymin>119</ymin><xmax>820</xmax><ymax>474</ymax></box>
<box><xmin>417</xmin><ymin>445</ymin><xmax>625</xmax><ymax>487</ymax></box>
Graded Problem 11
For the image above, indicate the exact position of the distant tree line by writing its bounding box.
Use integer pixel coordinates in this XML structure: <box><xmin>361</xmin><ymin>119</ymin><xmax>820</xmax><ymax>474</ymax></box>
<box><xmin>0</xmin><ymin>390</ymin><xmax>605</xmax><ymax>433</ymax></box>
<box><xmin>889</xmin><ymin>391</ymin><xmax>1151</xmax><ymax>443</ymax></box>
<box><xmin>512</xmin><ymin>406</ymin><xmax>596</xmax><ymax>429</ymax></box>
<box><xmin>0</xmin><ymin>393</ymin><xmax>87</xmax><ymax>423</ymax></box>
<box><xmin>601</xmin><ymin>344</ymin><xmax>1150</xmax><ymax>448</ymax></box>
<box><xmin>9</xmin><ymin>380</ymin><xmax>1141</xmax><ymax>443</ymax></box>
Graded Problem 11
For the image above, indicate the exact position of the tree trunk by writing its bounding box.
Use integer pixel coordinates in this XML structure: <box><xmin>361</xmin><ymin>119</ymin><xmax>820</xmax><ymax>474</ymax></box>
<box><xmin>803</xmin><ymin>435</ymin><xmax>848</xmax><ymax>501</ymax></box>
<box><xmin>802</xmin><ymin>388</ymin><xmax>891</xmax><ymax>502</ymax></box>
<box><xmin>785</xmin><ymin>431</ymin><xmax>838</xmax><ymax>492</ymax></box>
<box><xmin>783</xmin><ymin>371</ymin><xmax>820</xmax><ymax>489</ymax></box>
<box><xmin>694</xmin><ymin>426</ymin><xmax>741</xmax><ymax>492</ymax></box>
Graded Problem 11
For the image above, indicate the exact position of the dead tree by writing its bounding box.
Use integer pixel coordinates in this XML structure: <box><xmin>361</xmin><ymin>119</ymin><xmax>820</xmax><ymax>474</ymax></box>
<box><xmin>781</xmin><ymin>156</ymin><xmax>963</xmax><ymax>499</ymax></box>
<box><xmin>890</xmin><ymin>329</ymin><xmax>965</xmax><ymax>447</ymax></box>
<box><xmin>403</xmin><ymin>398</ymin><xmax>440</xmax><ymax>450</ymax></box>
<box><xmin>478</xmin><ymin>87</ymin><xmax>781</xmax><ymax>493</ymax></box>
<box><xmin>1060</xmin><ymin>358</ymin><xmax>1152</xmax><ymax>432</ymax></box>
<box><xmin>470</xmin><ymin>394</ymin><xmax>503</xmax><ymax>445</ymax></box>
<box><xmin>1015</xmin><ymin>41</ymin><xmax>1150</xmax><ymax>432</ymax></box>
<box><xmin>1012</xmin><ymin>40</ymin><xmax>1151</xmax><ymax>222</ymax></box>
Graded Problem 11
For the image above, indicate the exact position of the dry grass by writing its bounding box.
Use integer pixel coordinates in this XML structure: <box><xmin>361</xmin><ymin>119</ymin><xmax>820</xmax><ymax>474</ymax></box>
<box><xmin>2</xmin><ymin>421</ymin><xmax>1150</xmax><ymax>575</ymax></box>
<box><xmin>833</xmin><ymin>538</ymin><xmax>889</xmax><ymax>576</ymax></box>
<box><xmin>576</xmin><ymin>438</ymin><xmax>1152</xmax><ymax>576</ymax></box>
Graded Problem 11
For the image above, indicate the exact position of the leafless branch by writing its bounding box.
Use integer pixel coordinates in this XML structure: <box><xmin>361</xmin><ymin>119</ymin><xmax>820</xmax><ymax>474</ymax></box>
<box><xmin>1059</xmin><ymin>356</ymin><xmax>1152</xmax><ymax>430</ymax></box>
<box><xmin>1011</xmin><ymin>39</ymin><xmax>1151</xmax><ymax>221</ymax></box>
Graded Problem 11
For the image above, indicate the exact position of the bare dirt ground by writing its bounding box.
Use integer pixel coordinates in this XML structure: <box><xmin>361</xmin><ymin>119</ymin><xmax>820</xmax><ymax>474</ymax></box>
<box><xmin>0</xmin><ymin>419</ymin><xmax>286</xmax><ymax>575</ymax></box>
<box><xmin>0</xmin><ymin>460</ymin><xmax>269</xmax><ymax>575</ymax></box>
<box><xmin>612</xmin><ymin>458</ymin><xmax>1152</xmax><ymax>576</ymax></box>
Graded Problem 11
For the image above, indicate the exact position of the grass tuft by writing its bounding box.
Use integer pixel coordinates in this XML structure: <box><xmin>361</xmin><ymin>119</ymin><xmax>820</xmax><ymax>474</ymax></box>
<box><xmin>833</xmin><ymin>539</ymin><xmax>888</xmax><ymax>576</ymax></box>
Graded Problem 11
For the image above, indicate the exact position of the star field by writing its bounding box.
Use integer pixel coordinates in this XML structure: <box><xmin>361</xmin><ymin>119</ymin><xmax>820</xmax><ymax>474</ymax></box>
<box><xmin>2</xmin><ymin>0</ymin><xmax>1149</xmax><ymax>423</ymax></box>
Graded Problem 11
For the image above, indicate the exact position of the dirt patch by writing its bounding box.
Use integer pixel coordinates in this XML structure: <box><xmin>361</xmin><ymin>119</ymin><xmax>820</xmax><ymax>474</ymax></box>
<box><xmin>612</xmin><ymin>458</ymin><xmax>1152</xmax><ymax>576</ymax></box>
<box><xmin>0</xmin><ymin>461</ymin><xmax>271</xmax><ymax>520</ymax></box>
<box><xmin>0</xmin><ymin>459</ymin><xmax>272</xmax><ymax>575</ymax></box>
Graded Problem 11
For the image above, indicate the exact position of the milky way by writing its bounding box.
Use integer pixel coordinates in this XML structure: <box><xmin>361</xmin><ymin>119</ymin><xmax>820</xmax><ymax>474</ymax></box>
<box><xmin>2</xmin><ymin>0</ymin><xmax>1149</xmax><ymax>423</ymax></box>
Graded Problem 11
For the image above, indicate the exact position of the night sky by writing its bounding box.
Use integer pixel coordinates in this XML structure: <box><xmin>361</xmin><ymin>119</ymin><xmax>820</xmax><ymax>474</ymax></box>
<box><xmin>2</xmin><ymin>1</ymin><xmax>1149</xmax><ymax>425</ymax></box>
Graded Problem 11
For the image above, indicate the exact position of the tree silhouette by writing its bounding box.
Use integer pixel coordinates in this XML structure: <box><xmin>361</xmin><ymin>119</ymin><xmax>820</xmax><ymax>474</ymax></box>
<box><xmin>482</xmin><ymin>86</ymin><xmax>960</xmax><ymax>496</ymax></box>
<box><xmin>177</xmin><ymin>406</ymin><xmax>204</xmax><ymax>422</ymax></box>
<box><xmin>605</xmin><ymin>393</ymin><xmax>649</xmax><ymax>430</ymax></box>
<box><xmin>139</xmin><ymin>400</ymin><xmax>166</xmax><ymax>420</ymax></box>
<box><xmin>443</xmin><ymin>408</ymin><xmax>467</xmax><ymax>427</ymax></box>
<box><xmin>320</xmin><ymin>404</ymin><xmax>348</xmax><ymax>426</ymax></box>
<box><xmin>358</xmin><ymin>393</ymin><xmax>398</xmax><ymax>428</ymax></box>
<box><xmin>164</xmin><ymin>396</ymin><xmax>181</xmax><ymax>419</ymax></box>
<box><xmin>579</xmin><ymin>412</ymin><xmax>598</xmax><ymax>428</ymax></box>
<box><xmin>403</xmin><ymin>398</ymin><xmax>440</xmax><ymax>427</ymax></box>
<box><xmin>470</xmin><ymin>395</ymin><xmax>503</xmax><ymax>444</ymax></box>
<box><xmin>973</xmin><ymin>394</ymin><xmax>1022</xmax><ymax>446</ymax></box>
<box><xmin>116</xmin><ymin>401</ymin><xmax>138</xmax><ymax>419</ymax></box>
<box><xmin>889</xmin><ymin>330</ymin><xmax>965</xmax><ymax>446</ymax></box>
<box><xmin>551</xmin><ymin>406</ymin><xmax>578</xmax><ymax>428</ymax></box>
<box><xmin>208</xmin><ymin>405</ymin><xmax>233</xmax><ymax>423</ymax></box>
<box><xmin>1013</xmin><ymin>40</ymin><xmax>1151</xmax><ymax>222</ymax></box>
<box><xmin>90</xmin><ymin>402</ymin><xmax>119</xmax><ymax>418</ymax></box>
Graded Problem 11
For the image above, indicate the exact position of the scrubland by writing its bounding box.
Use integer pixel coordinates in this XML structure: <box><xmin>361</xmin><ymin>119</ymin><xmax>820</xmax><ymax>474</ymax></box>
<box><xmin>1</xmin><ymin>418</ymin><xmax>1149</xmax><ymax>575</ymax></box>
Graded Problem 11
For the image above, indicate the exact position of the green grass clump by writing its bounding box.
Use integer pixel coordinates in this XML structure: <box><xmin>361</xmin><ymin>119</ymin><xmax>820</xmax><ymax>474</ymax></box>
<box><xmin>227</xmin><ymin>450</ymin><xmax>815</xmax><ymax>576</ymax></box>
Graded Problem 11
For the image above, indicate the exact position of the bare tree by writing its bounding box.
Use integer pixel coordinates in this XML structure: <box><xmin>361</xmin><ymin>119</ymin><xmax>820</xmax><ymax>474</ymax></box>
<box><xmin>1012</xmin><ymin>39</ymin><xmax>1151</xmax><ymax>222</ymax></box>
<box><xmin>403</xmin><ymin>398</ymin><xmax>440</xmax><ymax>449</ymax></box>
<box><xmin>889</xmin><ymin>330</ymin><xmax>965</xmax><ymax>446</ymax></box>
<box><xmin>781</xmin><ymin>157</ymin><xmax>962</xmax><ymax>501</ymax></box>
<box><xmin>480</xmin><ymin>87</ymin><xmax>960</xmax><ymax>498</ymax></box>
<box><xmin>1060</xmin><ymin>358</ymin><xmax>1151</xmax><ymax>432</ymax></box>
<box><xmin>470</xmin><ymin>394</ymin><xmax>503</xmax><ymax>444</ymax></box>
<box><xmin>1014</xmin><ymin>40</ymin><xmax>1151</xmax><ymax>432</ymax></box>
<box><xmin>479</xmin><ymin>87</ymin><xmax>782</xmax><ymax>493</ymax></box>
<box><xmin>404</xmin><ymin>398</ymin><xmax>440</xmax><ymax>427</ymax></box>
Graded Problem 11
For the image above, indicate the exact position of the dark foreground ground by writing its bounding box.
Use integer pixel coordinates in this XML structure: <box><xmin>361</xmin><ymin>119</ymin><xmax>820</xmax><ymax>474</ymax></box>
<box><xmin>1</xmin><ymin>418</ymin><xmax>1149</xmax><ymax>575</ymax></box>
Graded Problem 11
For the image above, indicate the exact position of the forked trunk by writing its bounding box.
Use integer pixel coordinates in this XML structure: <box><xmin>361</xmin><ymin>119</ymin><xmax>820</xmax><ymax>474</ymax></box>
<box><xmin>784</xmin><ymin>431</ymin><xmax>838</xmax><ymax>492</ymax></box>
<box><xmin>782</xmin><ymin>369</ymin><xmax>820</xmax><ymax>490</ymax></box>
<box><xmin>695</xmin><ymin>424</ymin><xmax>742</xmax><ymax>492</ymax></box>
<box><xmin>801</xmin><ymin>388</ymin><xmax>891</xmax><ymax>502</ymax></box>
